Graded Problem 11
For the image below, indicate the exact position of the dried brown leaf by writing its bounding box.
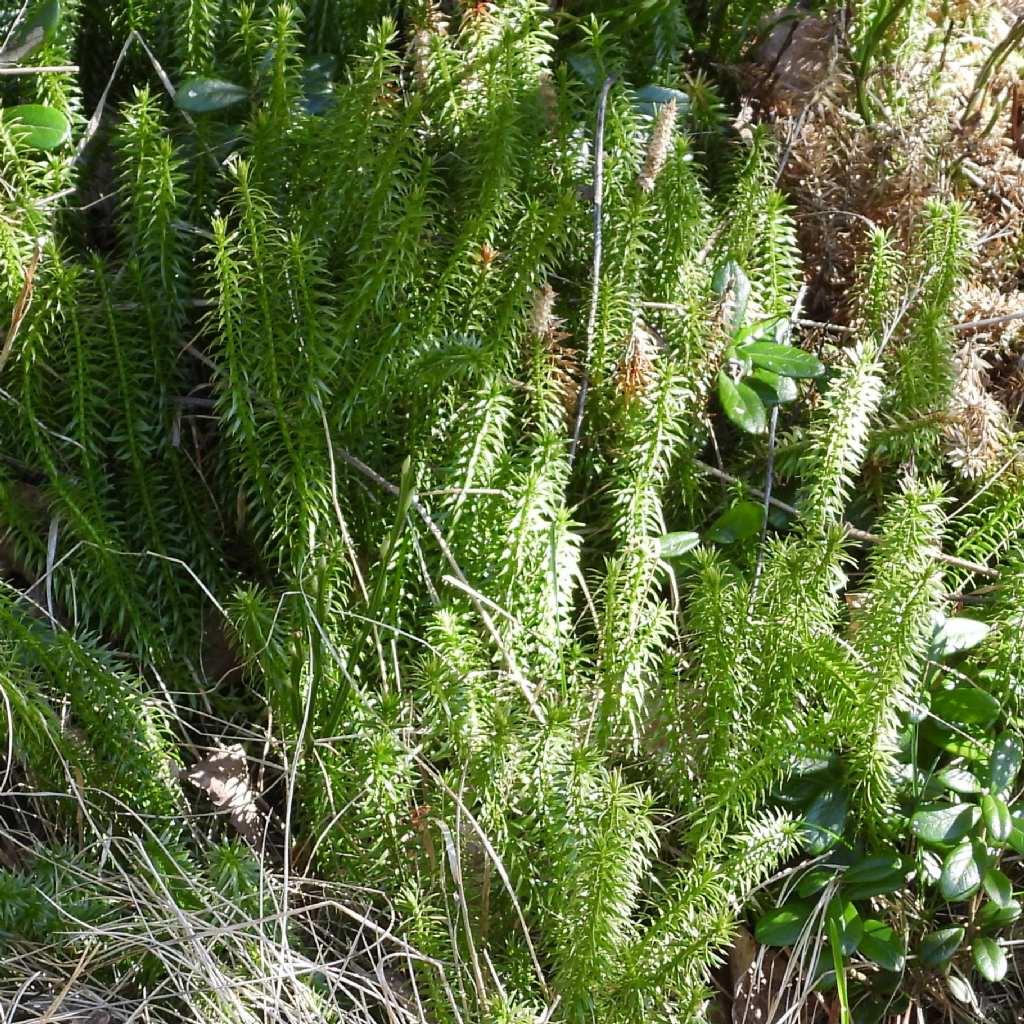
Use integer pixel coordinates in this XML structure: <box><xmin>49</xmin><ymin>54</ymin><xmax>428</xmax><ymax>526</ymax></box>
<box><xmin>183</xmin><ymin>745</ymin><xmax>265</xmax><ymax>842</ymax></box>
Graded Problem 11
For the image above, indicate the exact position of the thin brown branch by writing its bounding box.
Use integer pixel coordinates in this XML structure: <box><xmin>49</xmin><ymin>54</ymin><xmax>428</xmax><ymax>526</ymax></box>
<box><xmin>0</xmin><ymin>64</ymin><xmax>77</xmax><ymax>75</ymax></box>
<box><xmin>0</xmin><ymin>241</ymin><xmax>40</xmax><ymax>375</ymax></box>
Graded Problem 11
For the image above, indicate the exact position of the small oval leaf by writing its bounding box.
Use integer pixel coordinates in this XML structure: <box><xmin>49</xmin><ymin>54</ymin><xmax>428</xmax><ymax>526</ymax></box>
<box><xmin>981</xmin><ymin>794</ymin><xmax>1012</xmax><ymax>845</ymax></box>
<box><xmin>919</xmin><ymin>926</ymin><xmax>965</xmax><ymax>967</ymax></box>
<box><xmin>718</xmin><ymin>371</ymin><xmax>766</xmax><ymax>434</ymax></box>
<box><xmin>733</xmin><ymin>316</ymin><xmax>781</xmax><ymax>347</ymax></box>
<box><xmin>928</xmin><ymin>615</ymin><xmax>990</xmax><ymax>660</ymax></box>
<box><xmin>827</xmin><ymin>897</ymin><xmax>862</xmax><ymax>956</ymax></box>
<box><xmin>972</xmin><ymin>936</ymin><xmax>1007</xmax><ymax>982</ymax></box>
<box><xmin>844</xmin><ymin>851</ymin><xmax>902</xmax><ymax>885</ymax></box>
<box><xmin>859</xmin><ymin>919</ymin><xmax>905</xmax><ymax>972</ymax></box>
<box><xmin>796</xmin><ymin>867</ymin><xmax>835</xmax><ymax>898</ymax></box>
<box><xmin>755</xmin><ymin>901</ymin><xmax>813</xmax><ymax>947</ymax></box>
<box><xmin>843</xmin><ymin>851</ymin><xmax>908</xmax><ymax>901</ymax></box>
<box><xmin>2</xmin><ymin>103</ymin><xmax>69</xmax><ymax>150</ymax></box>
<box><xmin>706</xmin><ymin>500</ymin><xmax>763</xmax><ymax>545</ymax></box>
<box><xmin>1008</xmin><ymin>809</ymin><xmax>1024</xmax><ymax>855</ymax></box>
<box><xmin>920</xmin><ymin>847</ymin><xmax>943</xmax><ymax>885</ymax></box>
<box><xmin>747</xmin><ymin>367</ymin><xmax>798</xmax><ymax>405</ymax></box>
<box><xmin>657</xmin><ymin>531</ymin><xmax>700</xmax><ymax>559</ymax></box>
<box><xmin>911</xmin><ymin>802</ymin><xmax>980</xmax><ymax>845</ymax></box>
<box><xmin>711</xmin><ymin>262</ymin><xmax>750</xmax><ymax>335</ymax></box>
<box><xmin>175</xmin><ymin>76</ymin><xmax>248</xmax><ymax>113</ymax></box>
<box><xmin>939</xmin><ymin>839</ymin><xmax>984</xmax><ymax>901</ymax></box>
<box><xmin>802</xmin><ymin>785</ymin><xmax>849</xmax><ymax>855</ymax></box>
<box><xmin>990</xmin><ymin>733</ymin><xmax>1023</xmax><ymax>795</ymax></box>
<box><xmin>631</xmin><ymin>83</ymin><xmax>690</xmax><ymax>119</ymax></box>
<box><xmin>935</xmin><ymin>765</ymin><xmax>981</xmax><ymax>795</ymax></box>
<box><xmin>947</xmin><ymin>974</ymin><xmax>976</xmax><ymax>1006</ymax></box>
<box><xmin>0</xmin><ymin>0</ymin><xmax>60</xmax><ymax>68</ymax></box>
<box><xmin>982</xmin><ymin>867</ymin><xmax>1013</xmax><ymax>908</ymax></box>
<box><xmin>740</xmin><ymin>340</ymin><xmax>824</xmax><ymax>378</ymax></box>
<box><xmin>978</xmin><ymin>898</ymin><xmax>1021</xmax><ymax>930</ymax></box>
<box><xmin>930</xmin><ymin>687</ymin><xmax>1000</xmax><ymax>729</ymax></box>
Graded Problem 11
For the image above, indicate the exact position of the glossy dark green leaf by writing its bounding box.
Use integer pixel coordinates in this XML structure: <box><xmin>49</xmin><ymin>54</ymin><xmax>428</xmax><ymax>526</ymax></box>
<box><xmin>935</xmin><ymin>766</ymin><xmax>981</xmax><ymax>795</ymax></box>
<box><xmin>827</xmin><ymin>897</ymin><xmax>862</xmax><ymax>955</ymax></box>
<box><xmin>740</xmin><ymin>340</ymin><xmax>824</xmax><ymax>378</ymax></box>
<box><xmin>972</xmin><ymin>936</ymin><xmax>1007</xmax><ymax>982</ymax></box>
<box><xmin>755</xmin><ymin>900</ymin><xmax>813</xmax><ymax>946</ymax></box>
<box><xmin>990</xmin><ymin>733</ymin><xmax>1023</xmax><ymax>795</ymax></box>
<box><xmin>927</xmin><ymin>615</ymin><xmax>990</xmax><ymax>660</ymax></box>
<box><xmin>631</xmin><ymin>83</ymin><xmax>690</xmax><ymax>118</ymax></box>
<box><xmin>982</xmin><ymin>867</ymin><xmax>1013</xmax><ymax>908</ymax></box>
<box><xmin>802</xmin><ymin>785</ymin><xmax>849</xmax><ymax>854</ymax></box>
<box><xmin>706</xmin><ymin>499</ymin><xmax>763</xmax><ymax>544</ymax></box>
<box><xmin>844</xmin><ymin>851</ymin><xmax>902</xmax><ymax>884</ymax></box>
<box><xmin>175</xmin><ymin>77</ymin><xmax>248</xmax><ymax>113</ymax></box>
<box><xmin>910</xmin><ymin>802</ymin><xmax>980</xmax><ymax>845</ymax></box>
<box><xmin>733</xmin><ymin>316</ymin><xmax>780</xmax><ymax>347</ymax></box>
<box><xmin>921</xmin><ymin>718</ymin><xmax>989</xmax><ymax>761</ymax></box>
<box><xmin>939</xmin><ymin>839</ymin><xmax>984</xmax><ymax>901</ymax></box>
<box><xmin>776</xmin><ymin>773</ymin><xmax>828</xmax><ymax>808</ymax></box>
<box><xmin>657</xmin><ymin>531</ymin><xmax>700</xmax><ymax>559</ymax></box>
<box><xmin>302</xmin><ymin>54</ymin><xmax>336</xmax><ymax>115</ymax></box>
<box><xmin>303</xmin><ymin>89</ymin><xmax>334</xmax><ymax>116</ymax></box>
<box><xmin>919</xmin><ymin>847</ymin><xmax>943</xmax><ymax>884</ymax></box>
<box><xmin>0</xmin><ymin>0</ymin><xmax>60</xmax><ymax>67</ymax></box>
<box><xmin>796</xmin><ymin>867</ymin><xmax>835</xmax><ymax>898</ymax></box>
<box><xmin>930</xmin><ymin>687</ymin><xmax>1000</xmax><ymax>729</ymax></box>
<box><xmin>859</xmin><ymin>919</ymin><xmax>905</xmax><ymax>972</ymax></box>
<box><xmin>793</xmin><ymin>754</ymin><xmax>841</xmax><ymax>777</ymax></box>
<box><xmin>919</xmin><ymin>926</ymin><xmax>965</xmax><ymax>967</ymax></box>
<box><xmin>843</xmin><ymin>852</ymin><xmax>908</xmax><ymax>901</ymax></box>
<box><xmin>845</xmin><ymin>874</ymin><xmax>907</xmax><ymax>902</ymax></box>
<box><xmin>981</xmin><ymin>794</ymin><xmax>1012</xmax><ymax>845</ymax></box>
<box><xmin>2</xmin><ymin>103</ymin><xmax>69</xmax><ymax>150</ymax></box>
<box><xmin>1008</xmin><ymin>814</ymin><xmax>1024</xmax><ymax>856</ymax></box>
<box><xmin>747</xmin><ymin>367</ymin><xmax>798</xmax><ymax>406</ymax></box>
<box><xmin>978</xmin><ymin>898</ymin><xmax>1021</xmax><ymax>930</ymax></box>
<box><xmin>718</xmin><ymin>371</ymin><xmax>766</xmax><ymax>434</ymax></box>
<box><xmin>711</xmin><ymin>261</ymin><xmax>750</xmax><ymax>333</ymax></box>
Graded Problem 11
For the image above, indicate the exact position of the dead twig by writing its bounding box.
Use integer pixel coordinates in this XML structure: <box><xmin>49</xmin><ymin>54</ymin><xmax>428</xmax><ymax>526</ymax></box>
<box><xmin>0</xmin><ymin>64</ymin><xmax>77</xmax><ymax>75</ymax></box>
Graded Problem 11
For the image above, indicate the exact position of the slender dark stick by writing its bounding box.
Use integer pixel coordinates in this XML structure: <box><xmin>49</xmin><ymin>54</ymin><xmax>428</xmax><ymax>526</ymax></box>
<box><xmin>569</xmin><ymin>74</ymin><xmax>616</xmax><ymax>467</ymax></box>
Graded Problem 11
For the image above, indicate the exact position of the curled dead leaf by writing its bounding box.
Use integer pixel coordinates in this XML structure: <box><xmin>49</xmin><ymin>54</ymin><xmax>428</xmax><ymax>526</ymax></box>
<box><xmin>182</xmin><ymin>745</ymin><xmax>266</xmax><ymax>843</ymax></box>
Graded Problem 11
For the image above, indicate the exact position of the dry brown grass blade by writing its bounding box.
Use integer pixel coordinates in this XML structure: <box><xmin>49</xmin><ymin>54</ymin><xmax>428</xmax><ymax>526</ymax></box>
<box><xmin>0</xmin><ymin>240</ymin><xmax>40</xmax><ymax>375</ymax></box>
<box><xmin>36</xmin><ymin>943</ymin><xmax>95</xmax><ymax>1024</ymax></box>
